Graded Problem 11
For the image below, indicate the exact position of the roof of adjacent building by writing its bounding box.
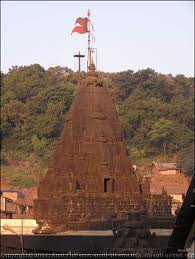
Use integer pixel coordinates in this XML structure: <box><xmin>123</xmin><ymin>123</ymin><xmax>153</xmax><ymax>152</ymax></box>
<box><xmin>0</xmin><ymin>195</ymin><xmax>13</xmax><ymax>202</ymax></box>
<box><xmin>1</xmin><ymin>181</ymin><xmax>37</xmax><ymax>206</ymax></box>
<box><xmin>152</xmin><ymin>162</ymin><xmax>180</xmax><ymax>170</ymax></box>
<box><xmin>1</xmin><ymin>190</ymin><xmax>24</xmax><ymax>198</ymax></box>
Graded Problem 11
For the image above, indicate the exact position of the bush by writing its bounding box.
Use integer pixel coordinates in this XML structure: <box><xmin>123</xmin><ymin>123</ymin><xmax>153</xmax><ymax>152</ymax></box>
<box><xmin>1</xmin><ymin>166</ymin><xmax>34</xmax><ymax>188</ymax></box>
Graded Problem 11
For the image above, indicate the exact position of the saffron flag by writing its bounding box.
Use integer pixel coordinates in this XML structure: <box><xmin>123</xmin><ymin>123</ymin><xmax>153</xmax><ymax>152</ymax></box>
<box><xmin>75</xmin><ymin>17</ymin><xmax>89</xmax><ymax>26</ymax></box>
<box><xmin>71</xmin><ymin>16</ymin><xmax>88</xmax><ymax>34</ymax></box>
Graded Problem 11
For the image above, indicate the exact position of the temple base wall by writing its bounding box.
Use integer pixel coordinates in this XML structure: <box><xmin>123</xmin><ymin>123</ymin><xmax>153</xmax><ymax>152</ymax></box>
<box><xmin>34</xmin><ymin>193</ymin><xmax>145</xmax><ymax>233</ymax></box>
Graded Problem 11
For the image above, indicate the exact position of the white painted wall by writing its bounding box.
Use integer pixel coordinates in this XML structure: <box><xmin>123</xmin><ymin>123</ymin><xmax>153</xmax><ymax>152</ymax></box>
<box><xmin>0</xmin><ymin>219</ymin><xmax>38</xmax><ymax>235</ymax></box>
<box><xmin>1</xmin><ymin>219</ymin><xmax>173</xmax><ymax>236</ymax></box>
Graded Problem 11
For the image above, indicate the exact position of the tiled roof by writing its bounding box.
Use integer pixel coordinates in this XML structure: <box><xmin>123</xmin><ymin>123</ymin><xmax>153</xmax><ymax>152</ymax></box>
<box><xmin>1</xmin><ymin>181</ymin><xmax>37</xmax><ymax>206</ymax></box>
<box><xmin>1</xmin><ymin>190</ymin><xmax>24</xmax><ymax>198</ymax></box>
<box><xmin>152</xmin><ymin>162</ymin><xmax>179</xmax><ymax>170</ymax></box>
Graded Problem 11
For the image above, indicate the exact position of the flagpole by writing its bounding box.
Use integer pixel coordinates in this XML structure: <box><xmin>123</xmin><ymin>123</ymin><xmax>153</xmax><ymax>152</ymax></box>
<box><xmin>87</xmin><ymin>9</ymin><xmax>91</xmax><ymax>71</ymax></box>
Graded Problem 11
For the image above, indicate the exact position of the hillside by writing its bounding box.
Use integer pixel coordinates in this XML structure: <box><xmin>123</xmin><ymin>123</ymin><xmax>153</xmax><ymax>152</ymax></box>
<box><xmin>1</xmin><ymin>65</ymin><xmax>194</xmax><ymax>188</ymax></box>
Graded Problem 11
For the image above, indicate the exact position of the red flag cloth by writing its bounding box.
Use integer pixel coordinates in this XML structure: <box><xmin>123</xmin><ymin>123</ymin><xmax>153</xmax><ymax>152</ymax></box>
<box><xmin>71</xmin><ymin>25</ymin><xmax>88</xmax><ymax>34</ymax></box>
<box><xmin>75</xmin><ymin>17</ymin><xmax>88</xmax><ymax>26</ymax></box>
<box><xmin>71</xmin><ymin>16</ymin><xmax>88</xmax><ymax>35</ymax></box>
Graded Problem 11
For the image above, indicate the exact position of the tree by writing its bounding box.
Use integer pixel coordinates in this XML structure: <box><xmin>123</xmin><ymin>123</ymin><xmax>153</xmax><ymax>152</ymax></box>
<box><xmin>32</xmin><ymin>135</ymin><xmax>48</xmax><ymax>159</ymax></box>
<box><xmin>1</xmin><ymin>109</ymin><xmax>13</xmax><ymax>139</ymax></box>
<box><xmin>4</xmin><ymin>64</ymin><xmax>45</xmax><ymax>102</ymax></box>
<box><xmin>177</xmin><ymin>143</ymin><xmax>194</xmax><ymax>176</ymax></box>
<box><xmin>3</xmin><ymin>100</ymin><xmax>27</xmax><ymax>127</ymax></box>
<box><xmin>112</xmin><ymin>70</ymin><xmax>135</xmax><ymax>101</ymax></box>
<box><xmin>1</xmin><ymin>64</ymin><xmax>194</xmax><ymax>180</ymax></box>
<box><xmin>148</xmin><ymin>119</ymin><xmax>175</xmax><ymax>157</ymax></box>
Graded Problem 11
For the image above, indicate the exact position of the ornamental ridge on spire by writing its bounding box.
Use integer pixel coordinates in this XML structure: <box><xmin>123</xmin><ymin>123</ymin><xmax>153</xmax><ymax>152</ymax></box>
<box><xmin>84</xmin><ymin>61</ymin><xmax>103</xmax><ymax>86</ymax></box>
<box><xmin>88</xmin><ymin>62</ymin><xmax>96</xmax><ymax>73</ymax></box>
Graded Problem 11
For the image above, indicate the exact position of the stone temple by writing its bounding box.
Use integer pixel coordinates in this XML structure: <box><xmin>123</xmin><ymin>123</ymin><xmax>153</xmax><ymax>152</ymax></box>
<box><xmin>34</xmin><ymin>63</ymin><xmax>171</xmax><ymax>233</ymax></box>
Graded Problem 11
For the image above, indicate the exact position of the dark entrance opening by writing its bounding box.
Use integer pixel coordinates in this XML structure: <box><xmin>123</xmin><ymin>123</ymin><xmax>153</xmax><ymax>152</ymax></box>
<box><xmin>112</xmin><ymin>179</ymin><xmax>115</xmax><ymax>193</ymax></box>
<box><xmin>104</xmin><ymin>178</ymin><xmax>110</xmax><ymax>192</ymax></box>
<box><xmin>75</xmin><ymin>180</ymin><xmax>81</xmax><ymax>191</ymax></box>
<box><xmin>104</xmin><ymin>178</ymin><xmax>115</xmax><ymax>193</ymax></box>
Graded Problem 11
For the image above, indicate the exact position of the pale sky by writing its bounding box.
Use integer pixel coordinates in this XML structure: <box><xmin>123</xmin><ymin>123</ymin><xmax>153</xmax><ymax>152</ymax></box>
<box><xmin>1</xmin><ymin>1</ymin><xmax>194</xmax><ymax>76</ymax></box>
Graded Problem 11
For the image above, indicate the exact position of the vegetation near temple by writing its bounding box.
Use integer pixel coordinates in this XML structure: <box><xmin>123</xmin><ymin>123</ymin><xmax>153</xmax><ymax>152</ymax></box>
<box><xmin>1</xmin><ymin>64</ymin><xmax>194</xmax><ymax>187</ymax></box>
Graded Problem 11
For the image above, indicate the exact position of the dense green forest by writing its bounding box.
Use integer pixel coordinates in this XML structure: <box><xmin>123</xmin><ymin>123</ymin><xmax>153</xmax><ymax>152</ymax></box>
<box><xmin>1</xmin><ymin>64</ymin><xmax>194</xmax><ymax>187</ymax></box>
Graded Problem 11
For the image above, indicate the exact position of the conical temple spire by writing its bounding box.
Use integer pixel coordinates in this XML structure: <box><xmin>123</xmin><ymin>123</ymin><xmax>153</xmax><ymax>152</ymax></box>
<box><xmin>33</xmin><ymin>66</ymin><xmax>146</xmax><ymax>233</ymax></box>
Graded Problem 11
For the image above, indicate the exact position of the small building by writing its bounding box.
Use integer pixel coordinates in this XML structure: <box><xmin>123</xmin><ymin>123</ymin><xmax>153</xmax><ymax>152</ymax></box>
<box><xmin>1</xmin><ymin>190</ymin><xmax>24</xmax><ymax>202</ymax></box>
<box><xmin>151</xmin><ymin>162</ymin><xmax>181</xmax><ymax>175</ymax></box>
<box><xmin>0</xmin><ymin>189</ymin><xmax>35</xmax><ymax>219</ymax></box>
<box><xmin>150</xmin><ymin>162</ymin><xmax>191</xmax><ymax>215</ymax></box>
<box><xmin>14</xmin><ymin>197</ymin><xmax>34</xmax><ymax>218</ymax></box>
<box><xmin>0</xmin><ymin>192</ymin><xmax>15</xmax><ymax>219</ymax></box>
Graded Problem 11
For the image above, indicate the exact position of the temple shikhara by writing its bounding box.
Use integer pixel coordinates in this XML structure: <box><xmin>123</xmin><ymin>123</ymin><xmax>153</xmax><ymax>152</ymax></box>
<box><xmin>33</xmin><ymin>10</ymin><xmax>172</xmax><ymax>234</ymax></box>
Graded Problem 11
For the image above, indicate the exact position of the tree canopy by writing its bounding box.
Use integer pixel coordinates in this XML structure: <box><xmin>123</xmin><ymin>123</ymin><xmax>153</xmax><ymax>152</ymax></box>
<box><xmin>1</xmin><ymin>64</ymin><xmax>194</xmax><ymax>187</ymax></box>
